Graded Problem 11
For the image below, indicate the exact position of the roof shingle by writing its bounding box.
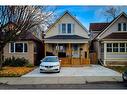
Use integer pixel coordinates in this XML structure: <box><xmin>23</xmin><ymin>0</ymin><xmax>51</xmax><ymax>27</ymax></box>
<box><xmin>45</xmin><ymin>35</ymin><xmax>88</xmax><ymax>39</ymax></box>
<box><xmin>89</xmin><ymin>23</ymin><xmax>110</xmax><ymax>31</ymax></box>
<box><xmin>103</xmin><ymin>32</ymin><xmax>127</xmax><ymax>40</ymax></box>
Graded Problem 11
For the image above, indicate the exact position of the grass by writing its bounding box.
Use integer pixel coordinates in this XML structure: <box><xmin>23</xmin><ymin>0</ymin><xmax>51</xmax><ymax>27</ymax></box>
<box><xmin>0</xmin><ymin>67</ymin><xmax>35</xmax><ymax>77</ymax></box>
<box><xmin>106</xmin><ymin>66</ymin><xmax>127</xmax><ymax>73</ymax></box>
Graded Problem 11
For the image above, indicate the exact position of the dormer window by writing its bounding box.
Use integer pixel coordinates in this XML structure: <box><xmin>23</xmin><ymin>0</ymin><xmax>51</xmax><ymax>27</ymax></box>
<box><xmin>61</xmin><ymin>23</ymin><xmax>73</xmax><ymax>34</ymax></box>
<box><xmin>118</xmin><ymin>23</ymin><xmax>126</xmax><ymax>31</ymax></box>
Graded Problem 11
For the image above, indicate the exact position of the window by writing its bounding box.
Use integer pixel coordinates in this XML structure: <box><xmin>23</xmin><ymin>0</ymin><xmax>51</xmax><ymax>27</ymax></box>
<box><xmin>56</xmin><ymin>44</ymin><xmax>66</xmax><ymax>52</ymax></box>
<box><xmin>24</xmin><ymin>43</ymin><xmax>27</xmax><ymax>52</ymax></box>
<box><xmin>118</xmin><ymin>23</ymin><xmax>127</xmax><ymax>31</ymax></box>
<box><xmin>67</xmin><ymin>24</ymin><xmax>72</xmax><ymax>33</ymax></box>
<box><xmin>107</xmin><ymin>43</ymin><xmax>112</xmax><ymax>52</ymax></box>
<box><xmin>120</xmin><ymin>43</ymin><xmax>125</xmax><ymax>52</ymax></box>
<box><xmin>61</xmin><ymin>23</ymin><xmax>73</xmax><ymax>34</ymax></box>
<box><xmin>10</xmin><ymin>42</ymin><xmax>27</xmax><ymax>53</ymax></box>
<box><xmin>62</xmin><ymin>24</ymin><xmax>66</xmax><ymax>33</ymax></box>
<box><xmin>123</xmin><ymin>23</ymin><xmax>126</xmax><ymax>31</ymax></box>
<box><xmin>113</xmin><ymin>43</ymin><xmax>118</xmax><ymax>52</ymax></box>
<box><xmin>118</xmin><ymin>23</ymin><xmax>121</xmax><ymax>31</ymax></box>
<box><xmin>15</xmin><ymin>43</ymin><xmax>23</xmax><ymax>52</ymax></box>
<box><xmin>73</xmin><ymin>44</ymin><xmax>78</xmax><ymax>51</ymax></box>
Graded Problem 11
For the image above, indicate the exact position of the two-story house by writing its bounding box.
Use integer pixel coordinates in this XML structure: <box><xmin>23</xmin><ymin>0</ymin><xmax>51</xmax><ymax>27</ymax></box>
<box><xmin>44</xmin><ymin>11</ymin><xmax>90</xmax><ymax>66</ymax></box>
<box><xmin>90</xmin><ymin>12</ymin><xmax>127</xmax><ymax>66</ymax></box>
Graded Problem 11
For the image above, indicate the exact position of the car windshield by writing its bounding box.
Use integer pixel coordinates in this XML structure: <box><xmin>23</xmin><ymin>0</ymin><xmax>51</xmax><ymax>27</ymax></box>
<box><xmin>43</xmin><ymin>57</ymin><xmax>58</xmax><ymax>62</ymax></box>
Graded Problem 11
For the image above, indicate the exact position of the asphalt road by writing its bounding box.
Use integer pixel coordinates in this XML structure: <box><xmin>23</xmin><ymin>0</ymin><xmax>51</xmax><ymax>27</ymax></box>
<box><xmin>0</xmin><ymin>82</ymin><xmax>127</xmax><ymax>89</ymax></box>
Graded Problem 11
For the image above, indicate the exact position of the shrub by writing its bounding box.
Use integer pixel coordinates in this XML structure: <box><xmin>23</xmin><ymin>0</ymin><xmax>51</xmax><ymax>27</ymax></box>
<box><xmin>26</xmin><ymin>64</ymin><xmax>34</xmax><ymax>67</ymax></box>
<box><xmin>3</xmin><ymin>57</ymin><xmax>29</xmax><ymax>67</ymax></box>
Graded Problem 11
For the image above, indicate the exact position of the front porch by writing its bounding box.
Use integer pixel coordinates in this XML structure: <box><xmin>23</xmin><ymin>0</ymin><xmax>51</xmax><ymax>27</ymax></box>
<box><xmin>101</xmin><ymin>41</ymin><xmax>127</xmax><ymax>66</ymax></box>
<box><xmin>44</xmin><ymin>43</ymin><xmax>90</xmax><ymax>66</ymax></box>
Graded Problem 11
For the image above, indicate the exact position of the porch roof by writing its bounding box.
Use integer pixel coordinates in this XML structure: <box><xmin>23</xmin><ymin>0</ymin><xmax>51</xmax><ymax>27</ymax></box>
<box><xmin>45</xmin><ymin>35</ymin><xmax>88</xmax><ymax>39</ymax></box>
<box><xmin>103</xmin><ymin>32</ymin><xmax>127</xmax><ymax>40</ymax></box>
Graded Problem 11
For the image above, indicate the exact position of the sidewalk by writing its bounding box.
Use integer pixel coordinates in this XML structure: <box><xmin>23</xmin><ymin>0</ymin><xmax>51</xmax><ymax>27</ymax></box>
<box><xmin>0</xmin><ymin>76</ymin><xmax>122</xmax><ymax>85</ymax></box>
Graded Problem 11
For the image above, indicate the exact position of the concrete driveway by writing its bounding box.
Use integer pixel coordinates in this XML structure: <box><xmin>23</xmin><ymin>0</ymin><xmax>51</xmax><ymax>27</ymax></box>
<box><xmin>0</xmin><ymin>65</ymin><xmax>122</xmax><ymax>85</ymax></box>
<box><xmin>22</xmin><ymin>65</ymin><xmax>121</xmax><ymax>77</ymax></box>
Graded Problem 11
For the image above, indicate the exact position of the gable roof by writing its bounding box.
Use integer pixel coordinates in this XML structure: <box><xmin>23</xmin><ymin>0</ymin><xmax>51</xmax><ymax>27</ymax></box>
<box><xmin>46</xmin><ymin>11</ymin><xmax>88</xmax><ymax>33</ymax></box>
<box><xmin>95</xmin><ymin>12</ymin><xmax>127</xmax><ymax>39</ymax></box>
<box><xmin>103</xmin><ymin>32</ymin><xmax>127</xmax><ymax>40</ymax></box>
<box><xmin>45</xmin><ymin>35</ymin><xmax>87</xmax><ymax>39</ymax></box>
<box><xmin>89</xmin><ymin>23</ymin><xmax>110</xmax><ymax>31</ymax></box>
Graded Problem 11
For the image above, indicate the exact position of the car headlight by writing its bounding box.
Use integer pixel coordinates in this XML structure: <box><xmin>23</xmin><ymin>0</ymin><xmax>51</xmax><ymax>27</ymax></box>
<box><xmin>54</xmin><ymin>65</ymin><xmax>59</xmax><ymax>67</ymax></box>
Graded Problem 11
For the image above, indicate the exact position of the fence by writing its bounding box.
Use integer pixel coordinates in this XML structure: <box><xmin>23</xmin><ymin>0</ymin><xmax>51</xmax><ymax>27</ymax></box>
<box><xmin>60</xmin><ymin>57</ymin><xmax>90</xmax><ymax>67</ymax></box>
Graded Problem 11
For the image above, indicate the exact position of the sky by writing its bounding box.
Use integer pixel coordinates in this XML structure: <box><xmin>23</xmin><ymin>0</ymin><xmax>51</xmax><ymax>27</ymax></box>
<box><xmin>53</xmin><ymin>6</ymin><xmax>127</xmax><ymax>30</ymax></box>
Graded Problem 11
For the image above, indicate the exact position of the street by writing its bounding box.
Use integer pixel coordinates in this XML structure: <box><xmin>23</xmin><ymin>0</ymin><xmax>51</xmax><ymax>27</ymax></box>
<box><xmin>0</xmin><ymin>82</ymin><xmax>127</xmax><ymax>89</ymax></box>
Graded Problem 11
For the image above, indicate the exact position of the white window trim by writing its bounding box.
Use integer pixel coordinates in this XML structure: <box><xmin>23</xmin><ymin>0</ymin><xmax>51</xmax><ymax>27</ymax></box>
<box><xmin>9</xmin><ymin>42</ymin><xmax>28</xmax><ymax>53</ymax></box>
<box><xmin>9</xmin><ymin>43</ymin><xmax>11</xmax><ymax>53</ymax></box>
<box><xmin>106</xmin><ymin>42</ymin><xmax>127</xmax><ymax>53</ymax></box>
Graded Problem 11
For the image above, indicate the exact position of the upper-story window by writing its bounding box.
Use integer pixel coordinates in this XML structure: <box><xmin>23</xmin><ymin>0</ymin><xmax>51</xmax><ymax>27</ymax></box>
<box><xmin>67</xmin><ymin>24</ymin><xmax>72</xmax><ymax>33</ymax></box>
<box><xmin>61</xmin><ymin>23</ymin><xmax>73</xmax><ymax>34</ymax></box>
<box><xmin>118</xmin><ymin>23</ymin><xmax>126</xmax><ymax>31</ymax></box>
<box><xmin>62</xmin><ymin>24</ymin><xmax>66</xmax><ymax>33</ymax></box>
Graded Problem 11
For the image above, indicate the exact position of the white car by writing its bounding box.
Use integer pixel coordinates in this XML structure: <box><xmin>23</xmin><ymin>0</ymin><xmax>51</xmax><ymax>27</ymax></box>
<box><xmin>40</xmin><ymin>56</ymin><xmax>61</xmax><ymax>73</ymax></box>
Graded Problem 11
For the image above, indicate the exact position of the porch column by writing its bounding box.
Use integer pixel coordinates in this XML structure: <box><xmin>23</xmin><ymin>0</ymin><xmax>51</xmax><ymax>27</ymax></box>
<box><xmin>104</xmin><ymin>42</ymin><xmax>107</xmax><ymax>66</ymax></box>
<box><xmin>56</xmin><ymin>43</ymin><xmax>59</xmax><ymax>56</ymax></box>
<box><xmin>68</xmin><ymin>43</ymin><xmax>72</xmax><ymax>64</ymax></box>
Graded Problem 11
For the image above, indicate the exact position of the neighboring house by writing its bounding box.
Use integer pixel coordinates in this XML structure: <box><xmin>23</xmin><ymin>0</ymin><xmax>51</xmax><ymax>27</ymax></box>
<box><xmin>90</xmin><ymin>12</ymin><xmax>127</xmax><ymax>66</ymax></box>
<box><xmin>44</xmin><ymin>11</ymin><xmax>90</xmax><ymax>66</ymax></box>
<box><xmin>1</xmin><ymin>22</ymin><xmax>44</xmax><ymax>65</ymax></box>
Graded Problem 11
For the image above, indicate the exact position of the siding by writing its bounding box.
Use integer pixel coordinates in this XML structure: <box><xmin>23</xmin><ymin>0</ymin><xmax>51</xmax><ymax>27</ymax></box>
<box><xmin>45</xmin><ymin>13</ymin><xmax>89</xmax><ymax>39</ymax></box>
<box><xmin>106</xmin><ymin>53</ymin><xmax>127</xmax><ymax>60</ymax></box>
<box><xmin>100</xmin><ymin>15</ymin><xmax>127</xmax><ymax>39</ymax></box>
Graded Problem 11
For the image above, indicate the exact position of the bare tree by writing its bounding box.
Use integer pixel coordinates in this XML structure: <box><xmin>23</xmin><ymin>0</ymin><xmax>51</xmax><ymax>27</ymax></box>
<box><xmin>0</xmin><ymin>6</ymin><xmax>56</xmax><ymax>69</ymax></box>
<box><xmin>102</xmin><ymin>6</ymin><xmax>123</xmax><ymax>22</ymax></box>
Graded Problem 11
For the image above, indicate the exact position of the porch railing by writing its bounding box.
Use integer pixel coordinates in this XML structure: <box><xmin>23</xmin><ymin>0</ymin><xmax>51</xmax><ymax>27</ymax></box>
<box><xmin>60</xmin><ymin>57</ymin><xmax>90</xmax><ymax>66</ymax></box>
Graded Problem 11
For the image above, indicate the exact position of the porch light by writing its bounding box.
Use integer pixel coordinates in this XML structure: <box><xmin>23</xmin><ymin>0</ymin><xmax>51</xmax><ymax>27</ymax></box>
<box><xmin>80</xmin><ymin>48</ymin><xmax>83</xmax><ymax>51</ymax></box>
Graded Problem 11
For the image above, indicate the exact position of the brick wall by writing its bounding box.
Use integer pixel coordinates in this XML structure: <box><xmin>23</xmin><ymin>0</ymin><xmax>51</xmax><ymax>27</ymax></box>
<box><xmin>3</xmin><ymin>41</ymin><xmax>35</xmax><ymax>64</ymax></box>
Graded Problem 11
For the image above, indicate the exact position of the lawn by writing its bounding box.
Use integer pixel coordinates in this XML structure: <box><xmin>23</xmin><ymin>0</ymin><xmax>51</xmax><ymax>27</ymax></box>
<box><xmin>0</xmin><ymin>67</ymin><xmax>35</xmax><ymax>77</ymax></box>
<box><xmin>106</xmin><ymin>66</ymin><xmax>127</xmax><ymax>73</ymax></box>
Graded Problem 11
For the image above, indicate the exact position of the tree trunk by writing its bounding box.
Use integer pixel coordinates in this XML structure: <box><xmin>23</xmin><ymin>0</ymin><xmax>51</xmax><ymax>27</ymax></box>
<box><xmin>0</xmin><ymin>47</ymin><xmax>4</xmax><ymax>70</ymax></box>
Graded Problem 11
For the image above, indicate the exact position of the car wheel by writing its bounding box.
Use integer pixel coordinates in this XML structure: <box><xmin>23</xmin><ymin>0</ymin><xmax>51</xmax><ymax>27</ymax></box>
<box><xmin>122</xmin><ymin>76</ymin><xmax>127</xmax><ymax>82</ymax></box>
